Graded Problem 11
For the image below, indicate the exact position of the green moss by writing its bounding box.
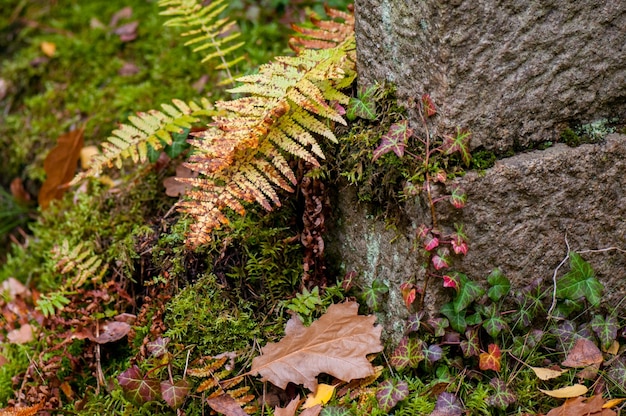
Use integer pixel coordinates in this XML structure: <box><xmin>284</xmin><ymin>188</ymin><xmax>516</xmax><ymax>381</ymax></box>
<box><xmin>560</xmin><ymin>127</ymin><xmax>581</xmax><ymax>147</ymax></box>
<box><xmin>470</xmin><ymin>150</ymin><xmax>497</xmax><ymax>170</ymax></box>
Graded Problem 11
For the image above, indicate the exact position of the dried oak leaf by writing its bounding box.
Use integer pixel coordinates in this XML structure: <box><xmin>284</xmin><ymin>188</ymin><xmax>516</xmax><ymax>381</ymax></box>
<box><xmin>274</xmin><ymin>397</ymin><xmax>300</xmax><ymax>416</ymax></box>
<box><xmin>39</xmin><ymin>126</ymin><xmax>84</xmax><ymax>209</ymax></box>
<box><xmin>562</xmin><ymin>338</ymin><xmax>603</xmax><ymax>368</ymax></box>
<box><xmin>546</xmin><ymin>395</ymin><xmax>616</xmax><ymax>416</ymax></box>
<box><xmin>206</xmin><ymin>394</ymin><xmax>248</xmax><ymax>416</ymax></box>
<box><xmin>250</xmin><ymin>302</ymin><xmax>383</xmax><ymax>391</ymax></box>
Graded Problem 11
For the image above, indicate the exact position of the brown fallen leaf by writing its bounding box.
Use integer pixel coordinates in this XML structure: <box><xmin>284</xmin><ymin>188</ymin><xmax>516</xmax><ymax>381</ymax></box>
<box><xmin>206</xmin><ymin>393</ymin><xmax>248</xmax><ymax>416</ymax></box>
<box><xmin>10</xmin><ymin>178</ymin><xmax>32</xmax><ymax>205</ymax></box>
<box><xmin>274</xmin><ymin>397</ymin><xmax>300</xmax><ymax>416</ymax></box>
<box><xmin>95</xmin><ymin>321</ymin><xmax>131</xmax><ymax>344</ymax></box>
<box><xmin>1</xmin><ymin>277</ymin><xmax>30</xmax><ymax>299</ymax></box>
<box><xmin>300</xmin><ymin>405</ymin><xmax>322</xmax><ymax>416</ymax></box>
<box><xmin>7</xmin><ymin>324</ymin><xmax>34</xmax><ymax>344</ymax></box>
<box><xmin>546</xmin><ymin>395</ymin><xmax>616</xmax><ymax>416</ymax></box>
<box><xmin>39</xmin><ymin>126</ymin><xmax>84</xmax><ymax>209</ymax></box>
<box><xmin>250</xmin><ymin>301</ymin><xmax>383</xmax><ymax>391</ymax></box>
<box><xmin>163</xmin><ymin>165</ymin><xmax>199</xmax><ymax>197</ymax></box>
<box><xmin>562</xmin><ymin>338</ymin><xmax>603</xmax><ymax>368</ymax></box>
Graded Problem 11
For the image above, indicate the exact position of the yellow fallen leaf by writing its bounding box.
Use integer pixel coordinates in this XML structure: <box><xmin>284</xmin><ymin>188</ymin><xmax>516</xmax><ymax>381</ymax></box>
<box><xmin>80</xmin><ymin>145</ymin><xmax>100</xmax><ymax>170</ymax></box>
<box><xmin>603</xmin><ymin>398</ymin><xmax>626</xmax><ymax>408</ymax></box>
<box><xmin>539</xmin><ymin>384</ymin><xmax>588</xmax><ymax>398</ymax></box>
<box><xmin>41</xmin><ymin>41</ymin><xmax>56</xmax><ymax>57</ymax></box>
<box><xmin>302</xmin><ymin>383</ymin><xmax>335</xmax><ymax>409</ymax></box>
<box><xmin>603</xmin><ymin>340</ymin><xmax>619</xmax><ymax>355</ymax></box>
<box><xmin>530</xmin><ymin>366</ymin><xmax>568</xmax><ymax>380</ymax></box>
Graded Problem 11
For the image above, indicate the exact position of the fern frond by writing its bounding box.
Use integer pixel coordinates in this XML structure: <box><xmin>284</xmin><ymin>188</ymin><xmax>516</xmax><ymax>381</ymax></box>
<box><xmin>289</xmin><ymin>5</ymin><xmax>355</xmax><ymax>53</ymax></box>
<box><xmin>51</xmin><ymin>240</ymin><xmax>107</xmax><ymax>288</ymax></box>
<box><xmin>72</xmin><ymin>98</ymin><xmax>212</xmax><ymax>184</ymax></box>
<box><xmin>178</xmin><ymin>7</ymin><xmax>356</xmax><ymax>247</ymax></box>
<box><xmin>158</xmin><ymin>0</ymin><xmax>245</xmax><ymax>82</ymax></box>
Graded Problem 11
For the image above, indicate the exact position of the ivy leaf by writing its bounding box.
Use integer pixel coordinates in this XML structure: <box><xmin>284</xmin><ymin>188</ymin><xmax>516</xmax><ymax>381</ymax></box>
<box><xmin>442</xmin><ymin>127</ymin><xmax>471</xmax><ymax>166</ymax></box>
<box><xmin>483</xmin><ymin>314</ymin><xmax>507</xmax><ymax>338</ymax></box>
<box><xmin>432</xmin><ymin>248</ymin><xmax>450</xmax><ymax>270</ymax></box>
<box><xmin>160</xmin><ymin>379</ymin><xmax>190</xmax><ymax>410</ymax></box>
<box><xmin>488</xmin><ymin>378</ymin><xmax>516</xmax><ymax>410</ymax></box>
<box><xmin>406</xmin><ymin>312</ymin><xmax>424</xmax><ymax>332</ymax></box>
<box><xmin>556</xmin><ymin>253</ymin><xmax>603</xmax><ymax>306</ymax></box>
<box><xmin>376</xmin><ymin>379</ymin><xmax>409</xmax><ymax>412</ymax></box>
<box><xmin>479</xmin><ymin>344</ymin><xmax>502</xmax><ymax>372</ymax></box>
<box><xmin>400</xmin><ymin>282</ymin><xmax>417</xmax><ymax>309</ymax></box>
<box><xmin>147</xmin><ymin>337</ymin><xmax>170</xmax><ymax>358</ymax></box>
<box><xmin>590</xmin><ymin>314</ymin><xmax>618</xmax><ymax>351</ymax></box>
<box><xmin>249</xmin><ymin>302</ymin><xmax>383</xmax><ymax>391</ymax></box>
<box><xmin>424</xmin><ymin>344</ymin><xmax>444</xmax><ymax>363</ymax></box>
<box><xmin>441</xmin><ymin>302</ymin><xmax>467</xmax><ymax>333</ymax></box>
<box><xmin>486</xmin><ymin>269</ymin><xmax>510</xmax><ymax>302</ymax></box>
<box><xmin>372</xmin><ymin>120</ymin><xmax>413</xmax><ymax>161</ymax></box>
<box><xmin>423</xmin><ymin>233</ymin><xmax>440</xmax><ymax>251</ymax></box>
<box><xmin>460</xmin><ymin>328</ymin><xmax>481</xmax><ymax>357</ymax></box>
<box><xmin>118</xmin><ymin>365</ymin><xmax>161</xmax><ymax>404</ymax></box>
<box><xmin>346</xmin><ymin>85</ymin><xmax>377</xmax><ymax>121</ymax></box>
<box><xmin>442</xmin><ymin>274</ymin><xmax>458</xmax><ymax>289</ymax></box>
<box><xmin>449</xmin><ymin>187</ymin><xmax>467</xmax><ymax>209</ymax></box>
<box><xmin>452</xmin><ymin>276</ymin><xmax>484</xmax><ymax>313</ymax></box>
<box><xmin>320</xmin><ymin>406</ymin><xmax>353</xmax><ymax>416</ymax></box>
<box><xmin>390</xmin><ymin>336</ymin><xmax>425</xmax><ymax>370</ymax></box>
<box><xmin>607</xmin><ymin>358</ymin><xmax>626</xmax><ymax>389</ymax></box>
<box><xmin>428</xmin><ymin>317</ymin><xmax>449</xmax><ymax>337</ymax></box>
<box><xmin>362</xmin><ymin>279</ymin><xmax>389</xmax><ymax>311</ymax></box>
<box><xmin>422</xmin><ymin>94</ymin><xmax>437</xmax><ymax>117</ymax></box>
<box><xmin>430</xmin><ymin>392</ymin><xmax>463</xmax><ymax>416</ymax></box>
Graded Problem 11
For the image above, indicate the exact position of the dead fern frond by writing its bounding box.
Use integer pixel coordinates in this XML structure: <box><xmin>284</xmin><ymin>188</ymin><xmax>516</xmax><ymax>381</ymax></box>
<box><xmin>289</xmin><ymin>5</ymin><xmax>355</xmax><ymax>53</ymax></box>
<box><xmin>179</xmin><ymin>8</ymin><xmax>356</xmax><ymax>247</ymax></box>
<box><xmin>159</xmin><ymin>0</ymin><xmax>245</xmax><ymax>83</ymax></box>
<box><xmin>71</xmin><ymin>98</ymin><xmax>212</xmax><ymax>184</ymax></box>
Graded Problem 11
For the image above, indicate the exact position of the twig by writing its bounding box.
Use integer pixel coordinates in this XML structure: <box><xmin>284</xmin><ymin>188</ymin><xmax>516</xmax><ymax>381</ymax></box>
<box><xmin>547</xmin><ymin>235</ymin><xmax>571</xmax><ymax>319</ymax></box>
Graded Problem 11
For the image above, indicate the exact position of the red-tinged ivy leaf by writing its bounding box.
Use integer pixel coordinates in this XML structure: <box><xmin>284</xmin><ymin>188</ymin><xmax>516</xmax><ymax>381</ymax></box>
<box><xmin>607</xmin><ymin>357</ymin><xmax>626</xmax><ymax>389</ymax></box>
<box><xmin>432</xmin><ymin>168</ymin><xmax>447</xmax><ymax>183</ymax></box>
<box><xmin>320</xmin><ymin>406</ymin><xmax>352</xmax><ymax>416</ymax></box>
<box><xmin>427</xmin><ymin>317</ymin><xmax>449</xmax><ymax>337</ymax></box>
<box><xmin>452</xmin><ymin>275</ymin><xmax>484</xmax><ymax>313</ymax></box>
<box><xmin>372</xmin><ymin>120</ymin><xmax>413</xmax><ymax>161</ymax></box>
<box><xmin>590</xmin><ymin>314</ymin><xmax>618</xmax><ymax>351</ymax></box>
<box><xmin>479</xmin><ymin>344</ymin><xmax>502</xmax><ymax>372</ymax></box>
<box><xmin>432</xmin><ymin>248</ymin><xmax>450</xmax><ymax>270</ymax></box>
<box><xmin>483</xmin><ymin>315</ymin><xmax>507</xmax><ymax>338</ymax></box>
<box><xmin>341</xmin><ymin>271</ymin><xmax>357</xmax><ymax>292</ymax></box>
<box><xmin>442</xmin><ymin>127</ymin><xmax>471</xmax><ymax>166</ymax></box>
<box><xmin>424</xmin><ymin>234</ymin><xmax>439</xmax><ymax>251</ymax></box>
<box><xmin>416</xmin><ymin>224</ymin><xmax>430</xmax><ymax>239</ymax></box>
<box><xmin>450</xmin><ymin>233</ymin><xmax>468</xmax><ymax>255</ymax></box>
<box><xmin>333</xmin><ymin>102</ymin><xmax>346</xmax><ymax>116</ymax></box>
<box><xmin>430</xmin><ymin>392</ymin><xmax>463</xmax><ymax>416</ymax></box>
<box><xmin>407</xmin><ymin>312</ymin><xmax>424</xmax><ymax>333</ymax></box>
<box><xmin>400</xmin><ymin>282</ymin><xmax>417</xmax><ymax>309</ymax></box>
<box><xmin>460</xmin><ymin>328</ymin><xmax>481</xmax><ymax>357</ymax></box>
<box><xmin>376</xmin><ymin>379</ymin><xmax>409</xmax><ymax>412</ymax></box>
<box><xmin>118</xmin><ymin>365</ymin><xmax>161</xmax><ymax>404</ymax></box>
<box><xmin>487</xmin><ymin>378</ymin><xmax>516</xmax><ymax>410</ymax></box>
<box><xmin>422</xmin><ymin>94</ymin><xmax>437</xmax><ymax>117</ymax></box>
<box><xmin>442</xmin><ymin>274</ymin><xmax>459</xmax><ymax>289</ymax></box>
<box><xmin>390</xmin><ymin>336</ymin><xmax>425</xmax><ymax>370</ymax></box>
<box><xmin>449</xmin><ymin>187</ymin><xmax>467</xmax><ymax>209</ymax></box>
<box><xmin>160</xmin><ymin>379</ymin><xmax>190</xmax><ymax>410</ymax></box>
<box><xmin>147</xmin><ymin>337</ymin><xmax>170</xmax><ymax>358</ymax></box>
<box><xmin>424</xmin><ymin>344</ymin><xmax>444</xmax><ymax>363</ymax></box>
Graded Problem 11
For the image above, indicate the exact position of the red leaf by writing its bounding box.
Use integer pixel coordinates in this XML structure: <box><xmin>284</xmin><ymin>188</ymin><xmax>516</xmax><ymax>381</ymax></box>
<box><xmin>160</xmin><ymin>379</ymin><xmax>190</xmax><ymax>410</ymax></box>
<box><xmin>432</xmin><ymin>253</ymin><xmax>449</xmax><ymax>270</ymax></box>
<box><xmin>39</xmin><ymin>126</ymin><xmax>85</xmax><ymax>209</ymax></box>
<box><xmin>206</xmin><ymin>393</ymin><xmax>248</xmax><ymax>416</ymax></box>
<box><xmin>442</xmin><ymin>127</ymin><xmax>472</xmax><ymax>166</ymax></box>
<box><xmin>372</xmin><ymin>120</ymin><xmax>413</xmax><ymax>161</ymax></box>
<box><xmin>442</xmin><ymin>275</ymin><xmax>458</xmax><ymax>289</ymax></box>
<box><xmin>424</xmin><ymin>234</ymin><xmax>439</xmax><ymax>251</ymax></box>
<box><xmin>400</xmin><ymin>282</ymin><xmax>417</xmax><ymax>309</ymax></box>
<box><xmin>479</xmin><ymin>344</ymin><xmax>502</xmax><ymax>372</ymax></box>
<box><xmin>421</xmin><ymin>94</ymin><xmax>437</xmax><ymax>117</ymax></box>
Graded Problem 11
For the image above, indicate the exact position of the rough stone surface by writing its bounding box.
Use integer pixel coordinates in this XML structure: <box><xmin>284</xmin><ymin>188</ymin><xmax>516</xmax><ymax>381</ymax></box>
<box><xmin>327</xmin><ymin>134</ymin><xmax>626</xmax><ymax>339</ymax></box>
<box><xmin>355</xmin><ymin>0</ymin><xmax>626</xmax><ymax>152</ymax></box>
